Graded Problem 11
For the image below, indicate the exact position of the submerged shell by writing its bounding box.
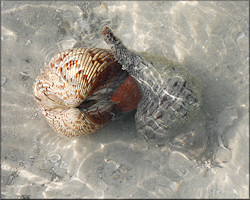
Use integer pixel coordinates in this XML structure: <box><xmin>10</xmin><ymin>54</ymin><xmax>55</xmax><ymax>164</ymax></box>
<box><xmin>102</xmin><ymin>27</ymin><xmax>213</xmax><ymax>162</ymax></box>
<box><xmin>33</xmin><ymin>47</ymin><xmax>136</xmax><ymax>137</ymax></box>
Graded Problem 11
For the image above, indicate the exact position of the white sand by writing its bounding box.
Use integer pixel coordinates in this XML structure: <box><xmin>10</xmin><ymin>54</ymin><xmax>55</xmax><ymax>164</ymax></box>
<box><xmin>1</xmin><ymin>1</ymin><xmax>249</xmax><ymax>198</ymax></box>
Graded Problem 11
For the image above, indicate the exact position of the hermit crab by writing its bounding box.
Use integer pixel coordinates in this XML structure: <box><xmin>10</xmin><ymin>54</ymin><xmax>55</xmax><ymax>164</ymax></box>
<box><xmin>34</xmin><ymin>27</ymin><xmax>213</xmax><ymax>162</ymax></box>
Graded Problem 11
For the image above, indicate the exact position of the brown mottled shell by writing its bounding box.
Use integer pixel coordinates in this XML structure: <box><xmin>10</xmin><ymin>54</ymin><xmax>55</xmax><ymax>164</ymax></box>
<box><xmin>33</xmin><ymin>48</ymin><xmax>127</xmax><ymax>137</ymax></box>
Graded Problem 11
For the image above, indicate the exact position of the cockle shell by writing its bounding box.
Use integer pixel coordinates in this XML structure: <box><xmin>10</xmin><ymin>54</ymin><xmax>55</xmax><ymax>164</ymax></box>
<box><xmin>102</xmin><ymin>27</ymin><xmax>213</xmax><ymax>162</ymax></box>
<box><xmin>33</xmin><ymin>47</ymin><xmax>141</xmax><ymax>137</ymax></box>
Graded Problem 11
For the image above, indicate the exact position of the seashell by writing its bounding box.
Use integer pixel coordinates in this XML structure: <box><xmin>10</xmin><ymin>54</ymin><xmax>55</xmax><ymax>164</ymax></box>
<box><xmin>102</xmin><ymin>27</ymin><xmax>213</xmax><ymax>163</ymax></box>
<box><xmin>33</xmin><ymin>47</ymin><xmax>141</xmax><ymax>137</ymax></box>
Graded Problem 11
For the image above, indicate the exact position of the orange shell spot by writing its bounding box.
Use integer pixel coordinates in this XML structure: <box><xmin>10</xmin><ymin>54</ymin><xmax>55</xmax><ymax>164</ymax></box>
<box><xmin>111</xmin><ymin>76</ymin><xmax>141</xmax><ymax>112</ymax></box>
<box><xmin>77</xmin><ymin>113</ymin><xmax>82</xmax><ymax>120</ymax></box>
<box><xmin>55</xmin><ymin>56</ymin><xmax>63</xmax><ymax>63</ymax></box>
<box><xmin>82</xmin><ymin>75</ymin><xmax>87</xmax><ymax>81</ymax></box>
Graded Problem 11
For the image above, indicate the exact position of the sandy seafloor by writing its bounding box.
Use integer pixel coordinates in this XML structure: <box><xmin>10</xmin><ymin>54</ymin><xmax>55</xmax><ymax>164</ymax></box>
<box><xmin>1</xmin><ymin>1</ymin><xmax>249</xmax><ymax>199</ymax></box>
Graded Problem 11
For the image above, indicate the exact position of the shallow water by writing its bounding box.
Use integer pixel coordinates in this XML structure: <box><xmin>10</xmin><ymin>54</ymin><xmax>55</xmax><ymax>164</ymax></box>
<box><xmin>1</xmin><ymin>1</ymin><xmax>249</xmax><ymax>198</ymax></box>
